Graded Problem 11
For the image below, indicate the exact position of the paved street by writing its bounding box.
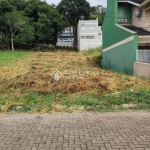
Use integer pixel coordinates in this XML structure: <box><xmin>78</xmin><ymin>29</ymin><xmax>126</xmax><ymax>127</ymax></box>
<box><xmin>0</xmin><ymin>112</ymin><xmax>150</xmax><ymax>150</ymax></box>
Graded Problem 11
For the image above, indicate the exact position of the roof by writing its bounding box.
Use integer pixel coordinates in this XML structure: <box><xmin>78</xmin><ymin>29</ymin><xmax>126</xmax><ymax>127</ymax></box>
<box><xmin>118</xmin><ymin>0</ymin><xmax>144</xmax><ymax>4</ymax></box>
<box><xmin>122</xmin><ymin>25</ymin><xmax>150</xmax><ymax>36</ymax></box>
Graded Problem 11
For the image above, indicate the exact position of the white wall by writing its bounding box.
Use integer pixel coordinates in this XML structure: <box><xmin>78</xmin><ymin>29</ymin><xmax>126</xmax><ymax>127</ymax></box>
<box><xmin>132</xmin><ymin>4</ymin><xmax>150</xmax><ymax>28</ymax></box>
<box><xmin>77</xmin><ymin>19</ymin><xmax>102</xmax><ymax>51</ymax></box>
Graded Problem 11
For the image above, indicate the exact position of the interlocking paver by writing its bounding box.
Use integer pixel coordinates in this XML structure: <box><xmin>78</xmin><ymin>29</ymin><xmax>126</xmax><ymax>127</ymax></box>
<box><xmin>0</xmin><ymin>112</ymin><xmax>150</xmax><ymax>150</ymax></box>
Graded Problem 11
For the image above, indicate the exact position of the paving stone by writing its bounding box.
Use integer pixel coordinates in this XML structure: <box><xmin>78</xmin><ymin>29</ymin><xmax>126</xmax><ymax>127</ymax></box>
<box><xmin>0</xmin><ymin>112</ymin><xmax>150</xmax><ymax>150</ymax></box>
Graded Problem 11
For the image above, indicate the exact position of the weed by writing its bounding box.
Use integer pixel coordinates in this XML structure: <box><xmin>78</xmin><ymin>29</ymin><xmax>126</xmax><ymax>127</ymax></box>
<box><xmin>80</xmin><ymin>47</ymin><xmax>102</xmax><ymax>58</ymax></box>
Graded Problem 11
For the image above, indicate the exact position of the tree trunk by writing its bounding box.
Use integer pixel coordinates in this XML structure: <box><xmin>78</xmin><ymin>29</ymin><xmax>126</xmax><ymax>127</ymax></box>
<box><xmin>73</xmin><ymin>26</ymin><xmax>77</xmax><ymax>48</ymax></box>
<box><xmin>70</xmin><ymin>25</ymin><xmax>73</xmax><ymax>47</ymax></box>
<box><xmin>11</xmin><ymin>35</ymin><xmax>14</xmax><ymax>51</ymax></box>
<box><xmin>6</xmin><ymin>30</ymin><xmax>9</xmax><ymax>49</ymax></box>
<box><xmin>19</xmin><ymin>30</ymin><xmax>21</xmax><ymax>48</ymax></box>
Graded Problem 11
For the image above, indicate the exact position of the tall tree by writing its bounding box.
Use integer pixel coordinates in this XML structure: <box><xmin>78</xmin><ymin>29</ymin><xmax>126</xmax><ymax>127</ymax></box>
<box><xmin>0</xmin><ymin>0</ymin><xmax>64</xmax><ymax>49</ymax></box>
<box><xmin>4</xmin><ymin>11</ymin><xmax>29</xmax><ymax>51</ymax></box>
<box><xmin>57</xmin><ymin>0</ymin><xmax>90</xmax><ymax>48</ymax></box>
<box><xmin>0</xmin><ymin>0</ymin><xmax>14</xmax><ymax>46</ymax></box>
<box><xmin>24</xmin><ymin>0</ymin><xmax>64</xmax><ymax>46</ymax></box>
<box><xmin>36</xmin><ymin>13</ymin><xmax>54</xmax><ymax>44</ymax></box>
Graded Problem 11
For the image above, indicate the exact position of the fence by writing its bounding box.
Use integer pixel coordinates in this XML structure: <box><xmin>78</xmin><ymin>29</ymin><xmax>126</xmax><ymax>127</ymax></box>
<box><xmin>136</xmin><ymin>50</ymin><xmax>150</xmax><ymax>63</ymax></box>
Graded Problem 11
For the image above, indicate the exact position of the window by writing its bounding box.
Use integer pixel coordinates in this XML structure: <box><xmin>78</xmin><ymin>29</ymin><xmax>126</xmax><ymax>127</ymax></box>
<box><xmin>89</xmin><ymin>25</ymin><xmax>95</xmax><ymax>30</ymax></box>
<box><xmin>81</xmin><ymin>36</ymin><xmax>86</xmax><ymax>39</ymax></box>
<box><xmin>81</xmin><ymin>26</ymin><xmax>87</xmax><ymax>30</ymax></box>
<box><xmin>86</xmin><ymin>36</ymin><xmax>94</xmax><ymax>39</ymax></box>
<box><xmin>118</xmin><ymin>18</ymin><xmax>127</xmax><ymax>23</ymax></box>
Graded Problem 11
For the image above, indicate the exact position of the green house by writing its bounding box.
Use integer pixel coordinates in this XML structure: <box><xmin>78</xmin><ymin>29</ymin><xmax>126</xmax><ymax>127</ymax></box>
<box><xmin>101</xmin><ymin>0</ymin><xmax>150</xmax><ymax>75</ymax></box>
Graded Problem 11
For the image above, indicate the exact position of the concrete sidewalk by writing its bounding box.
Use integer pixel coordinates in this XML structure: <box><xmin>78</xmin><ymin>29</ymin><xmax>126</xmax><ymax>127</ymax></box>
<box><xmin>0</xmin><ymin>112</ymin><xmax>150</xmax><ymax>150</ymax></box>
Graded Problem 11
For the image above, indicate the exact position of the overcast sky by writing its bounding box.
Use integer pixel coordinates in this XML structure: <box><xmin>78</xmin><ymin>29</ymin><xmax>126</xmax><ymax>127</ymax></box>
<box><xmin>46</xmin><ymin>0</ymin><xmax>107</xmax><ymax>7</ymax></box>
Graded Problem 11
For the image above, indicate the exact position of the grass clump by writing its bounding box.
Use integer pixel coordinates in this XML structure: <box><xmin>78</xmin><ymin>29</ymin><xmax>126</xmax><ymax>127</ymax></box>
<box><xmin>0</xmin><ymin>92</ymin><xmax>56</xmax><ymax>113</ymax></box>
<box><xmin>0</xmin><ymin>88</ymin><xmax>150</xmax><ymax>113</ymax></box>
<box><xmin>80</xmin><ymin>47</ymin><xmax>102</xmax><ymax>59</ymax></box>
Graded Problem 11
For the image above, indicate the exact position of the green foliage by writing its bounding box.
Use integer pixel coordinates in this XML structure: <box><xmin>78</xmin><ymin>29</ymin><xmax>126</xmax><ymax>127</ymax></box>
<box><xmin>32</xmin><ymin>44</ymin><xmax>55</xmax><ymax>52</ymax></box>
<box><xmin>57</xmin><ymin>0</ymin><xmax>90</xmax><ymax>26</ymax></box>
<box><xmin>4</xmin><ymin>11</ymin><xmax>26</xmax><ymax>32</ymax></box>
<box><xmin>61</xmin><ymin>88</ymin><xmax>150</xmax><ymax>111</ymax></box>
<box><xmin>121</xmin><ymin>88</ymin><xmax>150</xmax><ymax>104</ymax></box>
<box><xmin>36</xmin><ymin>13</ymin><xmax>54</xmax><ymax>43</ymax></box>
<box><xmin>90</xmin><ymin>13</ymin><xmax>103</xmax><ymax>26</ymax></box>
<box><xmin>19</xmin><ymin>23</ymin><xmax>35</xmax><ymax>43</ymax></box>
<box><xmin>0</xmin><ymin>92</ymin><xmax>56</xmax><ymax>112</ymax></box>
<box><xmin>18</xmin><ymin>92</ymin><xmax>55</xmax><ymax>112</ymax></box>
<box><xmin>0</xmin><ymin>0</ymin><xmax>64</xmax><ymax>49</ymax></box>
<box><xmin>0</xmin><ymin>0</ymin><xmax>105</xmax><ymax>50</ymax></box>
<box><xmin>24</xmin><ymin>0</ymin><xmax>64</xmax><ymax>45</ymax></box>
<box><xmin>90</xmin><ymin>5</ymin><xmax>105</xmax><ymax>26</ymax></box>
<box><xmin>1</xmin><ymin>87</ymin><xmax>150</xmax><ymax>112</ymax></box>
<box><xmin>4</xmin><ymin>11</ymin><xmax>32</xmax><ymax>51</ymax></box>
<box><xmin>0</xmin><ymin>0</ymin><xmax>14</xmax><ymax>14</ymax></box>
<box><xmin>80</xmin><ymin>47</ymin><xmax>102</xmax><ymax>58</ymax></box>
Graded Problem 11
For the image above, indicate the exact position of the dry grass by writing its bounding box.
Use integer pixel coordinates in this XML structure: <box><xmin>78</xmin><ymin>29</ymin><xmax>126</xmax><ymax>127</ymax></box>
<box><xmin>0</xmin><ymin>51</ymin><xmax>150</xmax><ymax>97</ymax></box>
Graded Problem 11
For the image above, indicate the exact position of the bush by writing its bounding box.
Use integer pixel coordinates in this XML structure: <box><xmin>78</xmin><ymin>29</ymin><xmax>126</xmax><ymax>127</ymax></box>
<box><xmin>32</xmin><ymin>44</ymin><xmax>55</xmax><ymax>51</ymax></box>
<box><xmin>55</xmin><ymin>46</ymin><xmax>78</xmax><ymax>51</ymax></box>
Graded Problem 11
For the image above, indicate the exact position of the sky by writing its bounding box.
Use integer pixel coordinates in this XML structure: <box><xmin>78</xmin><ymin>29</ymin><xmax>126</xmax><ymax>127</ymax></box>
<box><xmin>46</xmin><ymin>0</ymin><xmax>107</xmax><ymax>7</ymax></box>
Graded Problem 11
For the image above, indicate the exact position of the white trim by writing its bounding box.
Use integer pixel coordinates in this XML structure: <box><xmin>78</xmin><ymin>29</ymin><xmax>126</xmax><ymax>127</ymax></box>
<box><xmin>79</xmin><ymin>23</ymin><xmax>97</xmax><ymax>25</ymax></box>
<box><xmin>139</xmin><ymin>36</ymin><xmax>150</xmax><ymax>38</ymax></box>
<box><xmin>103</xmin><ymin>36</ymin><xmax>134</xmax><ymax>52</ymax></box>
<box><xmin>116</xmin><ymin>24</ymin><xmax>136</xmax><ymax>34</ymax></box>
<box><xmin>118</xmin><ymin>0</ymin><xmax>150</xmax><ymax>7</ymax></box>
<box><xmin>118</xmin><ymin>1</ymin><xmax>140</xmax><ymax>6</ymax></box>
<box><xmin>81</xmin><ymin>43</ymin><xmax>102</xmax><ymax>44</ymax></box>
<box><xmin>79</xmin><ymin>33</ymin><xmax>98</xmax><ymax>35</ymax></box>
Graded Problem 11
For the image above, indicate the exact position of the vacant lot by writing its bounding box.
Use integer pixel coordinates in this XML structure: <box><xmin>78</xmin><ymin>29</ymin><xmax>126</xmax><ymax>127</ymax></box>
<box><xmin>0</xmin><ymin>50</ymin><xmax>150</xmax><ymax>112</ymax></box>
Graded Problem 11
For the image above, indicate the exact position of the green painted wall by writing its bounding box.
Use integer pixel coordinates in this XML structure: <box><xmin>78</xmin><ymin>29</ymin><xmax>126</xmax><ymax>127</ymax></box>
<box><xmin>101</xmin><ymin>35</ymin><xmax>138</xmax><ymax>74</ymax></box>
<box><xmin>118</xmin><ymin>3</ymin><xmax>132</xmax><ymax>24</ymax></box>
<box><xmin>101</xmin><ymin>0</ymin><xmax>138</xmax><ymax>74</ymax></box>
<box><xmin>102</xmin><ymin>0</ymin><xmax>134</xmax><ymax>49</ymax></box>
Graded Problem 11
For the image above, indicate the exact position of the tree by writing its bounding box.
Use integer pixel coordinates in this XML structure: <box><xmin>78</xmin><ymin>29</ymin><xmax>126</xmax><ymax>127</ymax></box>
<box><xmin>17</xmin><ymin>20</ymin><xmax>35</xmax><ymax>45</ymax></box>
<box><xmin>4</xmin><ymin>11</ymin><xmax>28</xmax><ymax>51</ymax></box>
<box><xmin>57</xmin><ymin>0</ymin><xmax>90</xmax><ymax>48</ymax></box>
<box><xmin>0</xmin><ymin>0</ymin><xmax>14</xmax><ymax>46</ymax></box>
<box><xmin>24</xmin><ymin>0</ymin><xmax>64</xmax><ymax>46</ymax></box>
<box><xmin>0</xmin><ymin>0</ymin><xmax>64</xmax><ymax>49</ymax></box>
<box><xmin>35</xmin><ymin>13</ymin><xmax>54</xmax><ymax>44</ymax></box>
<box><xmin>90</xmin><ymin>5</ymin><xmax>106</xmax><ymax>26</ymax></box>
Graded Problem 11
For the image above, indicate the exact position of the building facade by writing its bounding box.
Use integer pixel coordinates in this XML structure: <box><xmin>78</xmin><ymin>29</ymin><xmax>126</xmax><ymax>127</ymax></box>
<box><xmin>101</xmin><ymin>0</ymin><xmax>150</xmax><ymax>77</ymax></box>
<box><xmin>56</xmin><ymin>27</ymin><xmax>74</xmax><ymax>47</ymax></box>
<box><xmin>77</xmin><ymin>19</ymin><xmax>102</xmax><ymax>51</ymax></box>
